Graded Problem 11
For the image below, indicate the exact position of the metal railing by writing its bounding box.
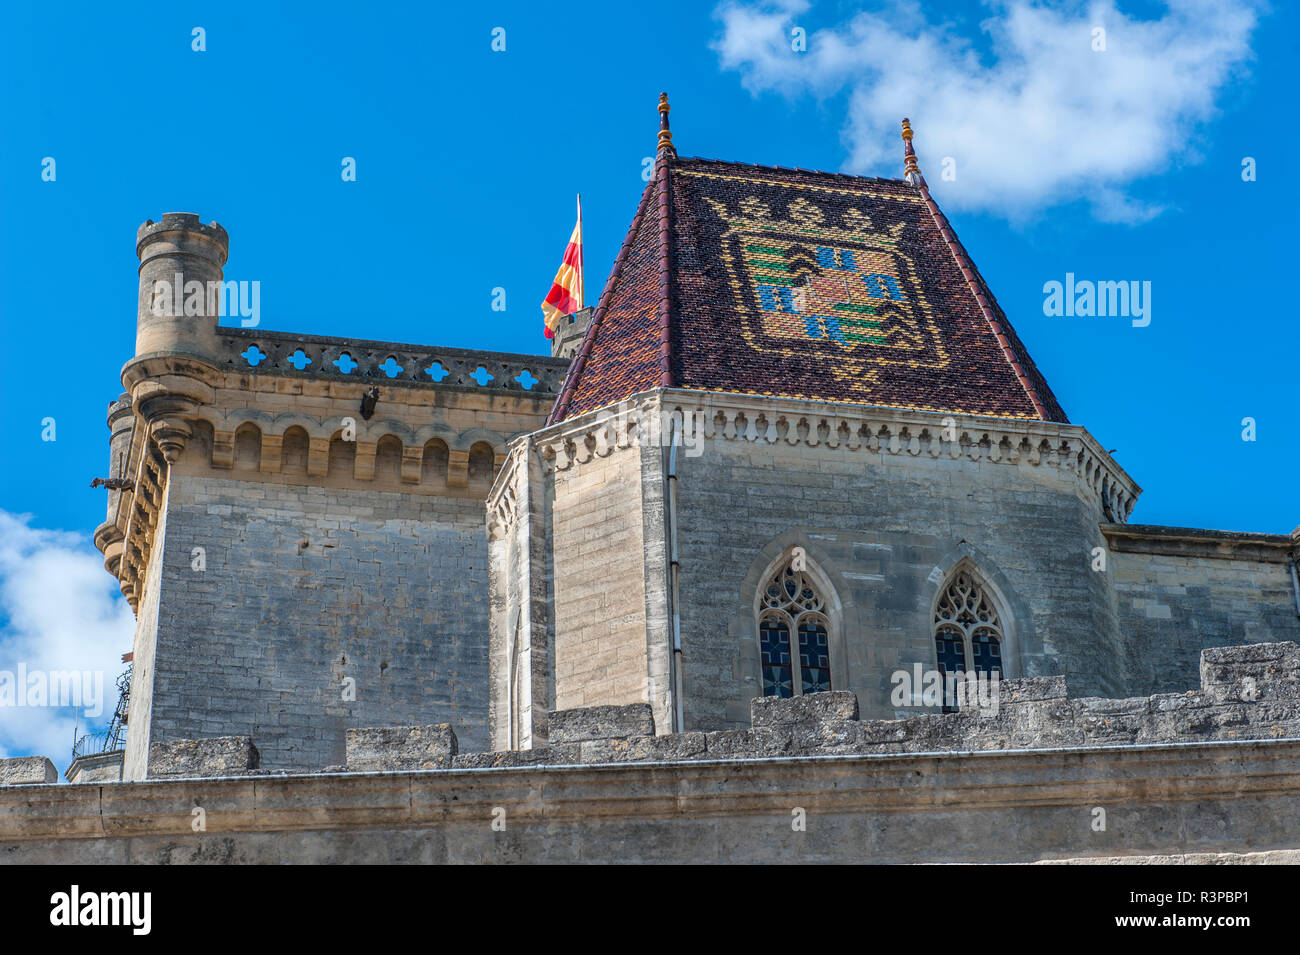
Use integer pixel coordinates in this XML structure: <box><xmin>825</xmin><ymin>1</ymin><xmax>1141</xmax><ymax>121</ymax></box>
<box><xmin>71</xmin><ymin>666</ymin><xmax>131</xmax><ymax>761</ymax></box>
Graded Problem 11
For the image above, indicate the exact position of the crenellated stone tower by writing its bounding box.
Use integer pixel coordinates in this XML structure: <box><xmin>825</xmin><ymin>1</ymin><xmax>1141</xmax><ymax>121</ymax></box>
<box><xmin>96</xmin><ymin>214</ymin><xmax>568</xmax><ymax>778</ymax></box>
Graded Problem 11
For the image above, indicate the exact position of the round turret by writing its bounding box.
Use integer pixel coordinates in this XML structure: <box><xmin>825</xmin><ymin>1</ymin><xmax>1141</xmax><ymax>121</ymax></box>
<box><xmin>135</xmin><ymin>212</ymin><xmax>229</xmax><ymax>361</ymax></box>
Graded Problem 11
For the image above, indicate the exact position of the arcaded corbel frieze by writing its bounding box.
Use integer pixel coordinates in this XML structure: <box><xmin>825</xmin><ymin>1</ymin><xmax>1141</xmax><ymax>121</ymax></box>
<box><xmin>93</xmin><ymin>521</ymin><xmax>125</xmax><ymax>577</ymax></box>
<box><xmin>486</xmin><ymin>478</ymin><xmax>518</xmax><ymax>543</ymax></box>
<box><xmin>676</xmin><ymin>390</ymin><xmax>1141</xmax><ymax>517</ymax></box>
<box><xmin>535</xmin><ymin>389</ymin><xmax>1140</xmax><ymax>523</ymax></box>
<box><xmin>534</xmin><ymin>397</ymin><xmax>655</xmax><ymax>476</ymax></box>
<box><xmin>146</xmin><ymin>414</ymin><xmax>192</xmax><ymax>464</ymax></box>
<box><xmin>486</xmin><ymin>444</ymin><xmax>524</xmax><ymax>543</ymax></box>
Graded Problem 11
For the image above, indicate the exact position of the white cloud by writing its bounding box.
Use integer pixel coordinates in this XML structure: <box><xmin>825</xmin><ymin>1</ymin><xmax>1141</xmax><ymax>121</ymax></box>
<box><xmin>0</xmin><ymin>511</ymin><xmax>135</xmax><ymax>769</ymax></box>
<box><xmin>714</xmin><ymin>0</ymin><xmax>1261</xmax><ymax>221</ymax></box>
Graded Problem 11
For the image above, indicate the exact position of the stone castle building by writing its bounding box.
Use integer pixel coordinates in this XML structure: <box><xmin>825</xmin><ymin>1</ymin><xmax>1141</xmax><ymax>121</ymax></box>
<box><xmin>3</xmin><ymin>101</ymin><xmax>1297</xmax><ymax>864</ymax></box>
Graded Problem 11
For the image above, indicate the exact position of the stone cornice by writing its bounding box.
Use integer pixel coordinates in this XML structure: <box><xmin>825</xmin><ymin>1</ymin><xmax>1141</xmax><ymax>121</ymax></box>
<box><xmin>1103</xmin><ymin>523</ymin><xmax>1299</xmax><ymax>563</ymax></box>
<box><xmin>109</xmin><ymin>420</ymin><xmax>168</xmax><ymax>613</ymax></box>
<box><xmin>531</xmin><ymin>389</ymin><xmax>1141</xmax><ymax>523</ymax></box>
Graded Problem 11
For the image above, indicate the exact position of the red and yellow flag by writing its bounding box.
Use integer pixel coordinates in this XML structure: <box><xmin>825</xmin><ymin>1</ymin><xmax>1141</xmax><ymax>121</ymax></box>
<box><xmin>541</xmin><ymin>196</ymin><xmax>584</xmax><ymax>339</ymax></box>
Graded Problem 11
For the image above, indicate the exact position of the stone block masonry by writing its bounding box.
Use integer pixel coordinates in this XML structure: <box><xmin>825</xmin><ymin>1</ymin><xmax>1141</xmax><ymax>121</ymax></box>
<box><xmin>65</xmin><ymin>751</ymin><xmax>125</xmax><ymax>785</ymax></box>
<box><xmin>675</xmin><ymin>427</ymin><xmax>1123</xmax><ymax>727</ymax></box>
<box><xmin>134</xmin><ymin>474</ymin><xmax>492</xmax><ymax>775</ymax></box>
<box><xmin>0</xmin><ymin>757</ymin><xmax>57</xmax><ymax>785</ymax></box>
<box><xmin>548</xmin><ymin>447</ymin><xmax>653</xmax><ymax>712</ymax></box>
<box><xmin>515</xmin><ymin>390</ymin><xmax>1160</xmax><ymax>742</ymax></box>
<box><xmin>9</xmin><ymin>737</ymin><xmax>1300</xmax><ymax>863</ymax></box>
<box><xmin>1107</xmin><ymin>526</ymin><xmax>1300</xmax><ymax>695</ymax></box>
<box><xmin>149</xmin><ymin>737</ymin><xmax>259</xmax><ymax>778</ymax></box>
<box><xmin>548</xmin><ymin>703</ymin><xmax>655</xmax><ymax>743</ymax></box>
<box><xmin>346</xmin><ymin>724</ymin><xmax>458</xmax><ymax>771</ymax></box>
<box><xmin>752</xmin><ymin>691</ymin><xmax>858</xmax><ymax>727</ymax></box>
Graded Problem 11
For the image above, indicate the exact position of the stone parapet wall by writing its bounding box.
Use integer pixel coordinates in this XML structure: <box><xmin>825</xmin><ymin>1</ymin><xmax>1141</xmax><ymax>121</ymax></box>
<box><xmin>64</xmin><ymin>642</ymin><xmax>1299</xmax><ymax>779</ymax></box>
<box><xmin>4</xmin><ymin>739</ymin><xmax>1299</xmax><ymax>864</ymax></box>
<box><xmin>455</xmin><ymin>642</ymin><xmax>1300</xmax><ymax>769</ymax></box>
<box><xmin>5</xmin><ymin>643</ymin><xmax>1298</xmax><ymax>864</ymax></box>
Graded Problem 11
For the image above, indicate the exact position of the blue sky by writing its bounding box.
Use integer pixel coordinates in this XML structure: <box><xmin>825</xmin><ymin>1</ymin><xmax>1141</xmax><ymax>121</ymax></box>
<box><xmin>0</xmin><ymin>0</ymin><xmax>1294</xmax><ymax>758</ymax></box>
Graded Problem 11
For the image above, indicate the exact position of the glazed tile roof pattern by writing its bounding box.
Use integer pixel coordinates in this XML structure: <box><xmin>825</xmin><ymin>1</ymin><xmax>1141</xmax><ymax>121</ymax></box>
<box><xmin>552</xmin><ymin>156</ymin><xmax>1067</xmax><ymax>423</ymax></box>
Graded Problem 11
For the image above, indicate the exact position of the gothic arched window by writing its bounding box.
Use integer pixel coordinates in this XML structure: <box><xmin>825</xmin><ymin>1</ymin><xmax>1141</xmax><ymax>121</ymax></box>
<box><xmin>759</xmin><ymin>558</ymin><xmax>832</xmax><ymax>698</ymax></box>
<box><xmin>933</xmin><ymin>570</ymin><xmax>1004</xmax><ymax>711</ymax></box>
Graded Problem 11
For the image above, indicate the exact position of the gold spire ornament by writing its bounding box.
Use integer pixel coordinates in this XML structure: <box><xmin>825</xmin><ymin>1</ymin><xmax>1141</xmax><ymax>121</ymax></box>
<box><xmin>657</xmin><ymin>92</ymin><xmax>677</xmax><ymax>158</ymax></box>
<box><xmin>901</xmin><ymin>118</ymin><xmax>923</xmax><ymax>186</ymax></box>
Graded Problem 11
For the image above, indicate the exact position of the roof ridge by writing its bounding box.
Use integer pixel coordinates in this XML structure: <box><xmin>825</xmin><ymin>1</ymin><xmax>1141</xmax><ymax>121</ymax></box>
<box><xmin>913</xmin><ymin>182</ymin><xmax>1061</xmax><ymax>422</ymax></box>
<box><xmin>948</xmin><ymin>224</ymin><xmax>1069</xmax><ymax>423</ymax></box>
<box><xmin>548</xmin><ymin>175</ymin><xmax>657</xmax><ymax>424</ymax></box>
<box><xmin>656</xmin><ymin>150</ymin><xmax>675</xmax><ymax>387</ymax></box>
<box><xmin>671</xmin><ymin>155</ymin><xmax>909</xmax><ymax>188</ymax></box>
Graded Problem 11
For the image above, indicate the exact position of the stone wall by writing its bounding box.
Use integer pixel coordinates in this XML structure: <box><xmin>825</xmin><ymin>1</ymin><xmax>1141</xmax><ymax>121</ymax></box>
<box><xmin>547</xmin><ymin>443</ymin><xmax>656</xmax><ymax>712</ymax></box>
<box><xmin>497</xmin><ymin>390</ymin><xmax>1152</xmax><ymax>740</ymax></box>
<box><xmin>9</xmin><ymin>739</ymin><xmax>1299</xmax><ymax>864</ymax></box>
<box><xmin>132</xmin><ymin>473</ymin><xmax>492</xmax><ymax>774</ymax></box>
<box><xmin>123</xmin><ymin>490</ymin><xmax>170</xmax><ymax>780</ymax></box>
<box><xmin>1107</xmin><ymin>525</ymin><xmax>1300</xmax><ymax>694</ymax></box>
<box><xmin>490</xmin><ymin>416</ymin><xmax>675</xmax><ymax>748</ymax></box>
<box><xmin>673</xmin><ymin>410</ymin><xmax>1124</xmax><ymax>729</ymax></box>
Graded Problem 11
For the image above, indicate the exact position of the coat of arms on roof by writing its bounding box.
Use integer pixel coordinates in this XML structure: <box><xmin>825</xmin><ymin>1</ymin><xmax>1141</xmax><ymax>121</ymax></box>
<box><xmin>701</xmin><ymin>182</ymin><xmax>950</xmax><ymax>383</ymax></box>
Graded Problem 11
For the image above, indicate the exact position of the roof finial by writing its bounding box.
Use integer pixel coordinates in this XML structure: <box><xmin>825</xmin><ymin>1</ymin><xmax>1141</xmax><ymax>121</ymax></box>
<box><xmin>901</xmin><ymin>117</ymin><xmax>923</xmax><ymax>186</ymax></box>
<box><xmin>657</xmin><ymin>92</ymin><xmax>677</xmax><ymax>159</ymax></box>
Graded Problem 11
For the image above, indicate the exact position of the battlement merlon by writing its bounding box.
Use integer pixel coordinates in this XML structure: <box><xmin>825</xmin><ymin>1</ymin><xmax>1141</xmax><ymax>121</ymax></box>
<box><xmin>136</xmin><ymin>212</ymin><xmax>229</xmax><ymax>252</ymax></box>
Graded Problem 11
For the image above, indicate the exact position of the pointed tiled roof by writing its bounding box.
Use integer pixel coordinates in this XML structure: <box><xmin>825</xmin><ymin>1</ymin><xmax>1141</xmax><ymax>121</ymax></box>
<box><xmin>550</xmin><ymin>111</ymin><xmax>1067</xmax><ymax>424</ymax></box>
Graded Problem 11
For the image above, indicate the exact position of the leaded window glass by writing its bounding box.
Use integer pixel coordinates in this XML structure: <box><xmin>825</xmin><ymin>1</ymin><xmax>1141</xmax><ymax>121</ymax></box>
<box><xmin>798</xmin><ymin>620</ymin><xmax>831</xmax><ymax>693</ymax></box>
<box><xmin>759</xmin><ymin>617</ymin><xmax>794</xmax><ymax>698</ymax></box>
<box><xmin>759</xmin><ymin>557</ymin><xmax>833</xmax><ymax>697</ymax></box>
<box><xmin>933</xmin><ymin>570</ymin><xmax>1004</xmax><ymax>711</ymax></box>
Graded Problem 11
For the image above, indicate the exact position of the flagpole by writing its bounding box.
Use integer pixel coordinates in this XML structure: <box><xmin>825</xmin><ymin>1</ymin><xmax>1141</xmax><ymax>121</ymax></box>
<box><xmin>576</xmin><ymin>193</ymin><xmax>584</xmax><ymax>309</ymax></box>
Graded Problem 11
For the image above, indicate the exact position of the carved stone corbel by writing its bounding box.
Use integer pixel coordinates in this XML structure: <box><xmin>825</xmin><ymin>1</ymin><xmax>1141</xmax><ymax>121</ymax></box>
<box><xmin>447</xmin><ymin>449</ymin><xmax>470</xmax><ymax>488</ymax></box>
